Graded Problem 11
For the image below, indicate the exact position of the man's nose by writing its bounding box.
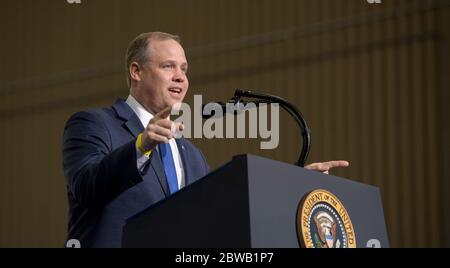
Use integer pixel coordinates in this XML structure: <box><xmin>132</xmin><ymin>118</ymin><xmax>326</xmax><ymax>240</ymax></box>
<box><xmin>172</xmin><ymin>68</ymin><xmax>186</xmax><ymax>83</ymax></box>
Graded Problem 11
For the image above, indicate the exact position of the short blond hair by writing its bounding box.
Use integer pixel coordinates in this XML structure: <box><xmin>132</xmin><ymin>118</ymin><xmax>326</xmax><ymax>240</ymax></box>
<box><xmin>125</xmin><ymin>32</ymin><xmax>181</xmax><ymax>88</ymax></box>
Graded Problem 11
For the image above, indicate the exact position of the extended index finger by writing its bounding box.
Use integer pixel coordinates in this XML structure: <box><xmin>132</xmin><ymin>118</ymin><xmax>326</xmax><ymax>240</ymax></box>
<box><xmin>155</xmin><ymin>105</ymin><xmax>174</xmax><ymax>119</ymax></box>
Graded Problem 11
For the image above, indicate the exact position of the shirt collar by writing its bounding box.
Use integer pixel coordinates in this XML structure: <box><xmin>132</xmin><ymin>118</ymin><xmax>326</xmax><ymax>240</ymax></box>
<box><xmin>125</xmin><ymin>95</ymin><xmax>154</xmax><ymax>128</ymax></box>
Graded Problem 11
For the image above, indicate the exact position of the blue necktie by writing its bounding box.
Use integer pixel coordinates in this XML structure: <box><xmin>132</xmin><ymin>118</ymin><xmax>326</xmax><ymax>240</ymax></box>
<box><xmin>158</xmin><ymin>142</ymin><xmax>179</xmax><ymax>194</ymax></box>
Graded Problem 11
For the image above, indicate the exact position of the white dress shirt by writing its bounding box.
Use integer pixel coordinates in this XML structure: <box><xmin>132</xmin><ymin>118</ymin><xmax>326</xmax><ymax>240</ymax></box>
<box><xmin>126</xmin><ymin>95</ymin><xmax>185</xmax><ymax>189</ymax></box>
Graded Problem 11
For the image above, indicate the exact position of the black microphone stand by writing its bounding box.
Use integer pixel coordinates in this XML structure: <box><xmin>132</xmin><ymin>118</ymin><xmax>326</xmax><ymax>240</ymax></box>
<box><xmin>232</xmin><ymin>89</ymin><xmax>311</xmax><ymax>167</ymax></box>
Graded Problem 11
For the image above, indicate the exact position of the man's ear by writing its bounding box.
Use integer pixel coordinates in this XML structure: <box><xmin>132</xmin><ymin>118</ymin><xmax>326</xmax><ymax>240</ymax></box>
<box><xmin>129</xmin><ymin>62</ymin><xmax>142</xmax><ymax>83</ymax></box>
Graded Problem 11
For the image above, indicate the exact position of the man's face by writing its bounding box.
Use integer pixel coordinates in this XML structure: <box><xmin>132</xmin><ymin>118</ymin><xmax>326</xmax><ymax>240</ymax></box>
<box><xmin>137</xmin><ymin>39</ymin><xmax>189</xmax><ymax>114</ymax></box>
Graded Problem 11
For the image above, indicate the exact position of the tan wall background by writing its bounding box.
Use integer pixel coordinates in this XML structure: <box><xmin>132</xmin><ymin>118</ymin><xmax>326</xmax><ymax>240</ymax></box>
<box><xmin>0</xmin><ymin>0</ymin><xmax>449</xmax><ymax>247</ymax></box>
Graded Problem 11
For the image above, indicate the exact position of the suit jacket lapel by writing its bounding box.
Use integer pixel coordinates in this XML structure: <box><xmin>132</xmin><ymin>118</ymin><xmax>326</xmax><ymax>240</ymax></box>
<box><xmin>176</xmin><ymin>138</ymin><xmax>193</xmax><ymax>186</ymax></box>
<box><xmin>124</xmin><ymin>117</ymin><xmax>143</xmax><ymax>138</ymax></box>
<box><xmin>150</xmin><ymin>149</ymin><xmax>170</xmax><ymax>196</ymax></box>
<box><xmin>112</xmin><ymin>98</ymin><xmax>170</xmax><ymax>197</ymax></box>
<box><xmin>112</xmin><ymin>98</ymin><xmax>143</xmax><ymax>138</ymax></box>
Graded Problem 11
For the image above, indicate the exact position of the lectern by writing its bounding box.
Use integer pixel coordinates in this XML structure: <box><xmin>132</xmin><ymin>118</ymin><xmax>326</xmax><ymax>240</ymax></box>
<box><xmin>122</xmin><ymin>154</ymin><xmax>389</xmax><ymax>248</ymax></box>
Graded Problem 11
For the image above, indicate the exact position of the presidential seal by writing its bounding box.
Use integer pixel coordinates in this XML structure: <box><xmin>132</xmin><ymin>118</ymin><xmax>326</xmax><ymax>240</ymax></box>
<box><xmin>296</xmin><ymin>189</ymin><xmax>356</xmax><ymax>248</ymax></box>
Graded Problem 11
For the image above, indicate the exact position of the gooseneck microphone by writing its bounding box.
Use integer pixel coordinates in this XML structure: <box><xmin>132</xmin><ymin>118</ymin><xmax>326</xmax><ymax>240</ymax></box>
<box><xmin>201</xmin><ymin>89</ymin><xmax>311</xmax><ymax>167</ymax></box>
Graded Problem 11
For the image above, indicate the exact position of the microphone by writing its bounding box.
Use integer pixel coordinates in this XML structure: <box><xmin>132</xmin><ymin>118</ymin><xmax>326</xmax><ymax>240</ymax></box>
<box><xmin>205</xmin><ymin>89</ymin><xmax>311</xmax><ymax>167</ymax></box>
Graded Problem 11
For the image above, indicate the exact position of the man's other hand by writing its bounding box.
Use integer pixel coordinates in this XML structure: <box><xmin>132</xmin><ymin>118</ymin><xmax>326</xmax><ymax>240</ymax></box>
<box><xmin>304</xmin><ymin>160</ymin><xmax>349</xmax><ymax>174</ymax></box>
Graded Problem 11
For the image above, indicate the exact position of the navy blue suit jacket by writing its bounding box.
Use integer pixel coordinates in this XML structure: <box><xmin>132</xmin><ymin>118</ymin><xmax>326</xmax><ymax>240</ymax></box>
<box><xmin>62</xmin><ymin>99</ymin><xmax>209</xmax><ymax>247</ymax></box>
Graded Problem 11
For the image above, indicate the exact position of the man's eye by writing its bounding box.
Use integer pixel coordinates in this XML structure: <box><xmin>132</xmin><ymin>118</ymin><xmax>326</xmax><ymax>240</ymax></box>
<box><xmin>163</xmin><ymin>64</ymin><xmax>174</xmax><ymax>69</ymax></box>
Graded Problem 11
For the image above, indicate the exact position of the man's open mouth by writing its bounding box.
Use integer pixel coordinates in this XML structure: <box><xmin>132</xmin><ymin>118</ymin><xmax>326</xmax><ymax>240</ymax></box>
<box><xmin>168</xmin><ymin>87</ymin><xmax>182</xmax><ymax>94</ymax></box>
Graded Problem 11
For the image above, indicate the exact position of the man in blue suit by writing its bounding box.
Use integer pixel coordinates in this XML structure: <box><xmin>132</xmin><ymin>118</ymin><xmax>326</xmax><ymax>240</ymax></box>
<box><xmin>62</xmin><ymin>32</ymin><xmax>210</xmax><ymax>247</ymax></box>
<box><xmin>62</xmin><ymin>32</ymin><xmax>349</xmax><ymax>248</ymax></box>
